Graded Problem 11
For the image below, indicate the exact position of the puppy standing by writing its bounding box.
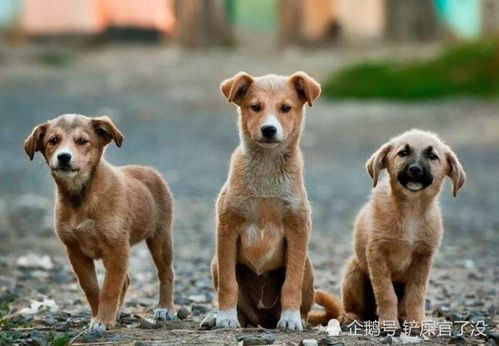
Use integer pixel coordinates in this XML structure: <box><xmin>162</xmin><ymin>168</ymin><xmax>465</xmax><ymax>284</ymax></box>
<box><xmin>210</xmin><ymin>72</ymin><xmax>321</xmax><ymax>330</ymax></box>
<box><xmin>311</xmin><ymin>130</ymin><xmax>466</xmax><ymax>327</ymax></box>
<box><xmin>24</xmin><ymin>114</ymin><xmax>175</xmax><ymax>330</ymax></box>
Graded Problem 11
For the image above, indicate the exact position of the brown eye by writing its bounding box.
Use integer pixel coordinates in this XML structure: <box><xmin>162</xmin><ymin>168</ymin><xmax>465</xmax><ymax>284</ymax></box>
<box><xmin>250</xmin><ymin>104</ymin><xmax>261</xmax><ymax>112</ymax></box>
<box><xmin>280</xmin><ymin>104</ymin><xmax>291</xmax><ymax>113</ymax></box>
<box><xmin>398</xmin><ymin>150</ymin><xmax>409</xmax><ymax>157</ymax></box>
<box><xmin>48</xmin><ymin>137</ymin><xmax>59</xmax><ymax>145</ymax></box>
<box><xmin>428</xmin><ymin>152</ymin><xmax>438</xmax><ymax>160</ymax></box>
<box><xmin>76</xmin><ymin>138</ymin><xmax>89</xmax><ymax>145</ymax></box>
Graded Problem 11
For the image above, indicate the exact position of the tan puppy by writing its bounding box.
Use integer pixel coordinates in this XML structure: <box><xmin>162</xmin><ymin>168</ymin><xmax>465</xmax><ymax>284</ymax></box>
<box><xmin>210</xmin><ymin>72</ymin><xmax>320</xmax><ymax>330</ymax></box>
<box><xmin>24</xmin><ymin>114</ymin><xmax>175</xmax><ymax>330</ymax></box>
<box><xmin>310</xmin><ymin>129</ymin><xmax>466</xmax><ymax>327</ymax></box>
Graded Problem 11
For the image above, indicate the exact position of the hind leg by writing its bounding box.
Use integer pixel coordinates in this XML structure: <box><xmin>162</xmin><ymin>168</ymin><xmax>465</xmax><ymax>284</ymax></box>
<box><xmin>118</xmin><ymin>274</ymin><xmax>130</xmax><ymax>311</ymax></box>
<box><xmin>341</xmin><ymin>257</ymin><xmax>371</xmax><ymax>323</ymax></box>
<box><xmin>300</xmin><ymin>257</ymin><xmax>315</xmax><ymax>319</ymax></box>
<box><xmin>147</xmin><ymin>222</ymin><xmax>175</xmax><ymax>321</ymax></box>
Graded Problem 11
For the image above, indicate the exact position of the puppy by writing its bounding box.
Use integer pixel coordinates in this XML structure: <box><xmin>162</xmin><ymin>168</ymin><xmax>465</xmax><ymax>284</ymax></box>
<box><xmin>24</xmin><ymin>114</ymin><xmax>175</xmax><ymax>330</ymax></box>
<box><xmin>209</xmin><ymin>72</ymin><xmax>321</xmax><ymax>330</ymax></box>
<box><xmin>310</xmin><ymin>129</ymin><xmax>466</xmax><ymax>327</ymax></box>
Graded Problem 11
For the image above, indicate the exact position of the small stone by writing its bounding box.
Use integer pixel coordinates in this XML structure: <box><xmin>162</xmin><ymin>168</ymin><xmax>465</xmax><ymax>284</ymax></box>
<box><xmin>81</xmin><ymin>330</ymin><xmax>104</xmax><ymax>343</ymax></box>
<box><xmin>487</xmin><ymin>305</ymin><xmax>496</xmax><ymax>316</ymax></box>
<box><xmin>400</xmin><ymin>335</ymin><xmax>420</xmax><ymax>344</ymax></box>
<box><xmin>188</xmin><ymin>294</ymin><xmax>209</xmax><ymax>303</ymax></box>
<box><xmin>318</xmin><ymin>336</ymin><xmax>337</xmax><ymax>346</ymax></box>
<box><xmin>301</xmin><ymin>339</ymin><xmax>318</xmax><ymax>346</ymax></box>
<box><xmin>325</xmin><ymin>319</ymin><xmax>341</xmax><ymax>336</ymax></box>
<box><xmin>42</xmin><ymin>316</ymin><xmax>57</xmax><ymax>326</ymax></box>
<box><xmin>425</xmin><ymin>298</ymin><xmax>431</xmax><ymax>310</ymax></box>
<box><xmin>381</xmin><ymin>335</ymin><xmax>393</xmax><ymax>344</ymax></box>
<box><xmin>200</xmin><ymin>313</ymin><xmax>217</xmax><ymax>330</ymax></box>
<box><xmin>237</xmin><ymin>333</ymin><xmax>277</xmax><ymax>345</ymax></box>
<box><xmin>135</xmin><ymin>342</ymin><xmax>152</xmax><ymax>346</ymax></box>
<box><xmin>191</xmin><ymin>304</ymin><xmax>209</xmax><ymax>315</ymax></box>
<box><xmin>486</xmin><ymin>339</ymin><xmax>497</xmax><ymax>346</ymax></box>
<box><xmin>139</xmin><ymin>317</ymin><xmax>159</xmax><ymax>329</ymax></box>
<box><xmin>449</xmin><ymin>335</ymin><xmax>466</xmax><ymax>345</ymax></box>
<box><xmin>449</xmin><ymin>313</ymin><xmax>463</xmax><ymax>322</ymax></box>
<box><xmin>177</xmin><ymin>306</ymin><xmax>189</xmax><ymax>320</ymax></box>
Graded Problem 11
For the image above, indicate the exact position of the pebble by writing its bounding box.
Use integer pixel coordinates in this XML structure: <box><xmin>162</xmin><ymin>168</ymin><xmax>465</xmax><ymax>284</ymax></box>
<box><xmin>236</xmin><ymin>333</ymin><xmax>277</xmax><ymax>345</ymax></box>
<box><xmin>449</xmin><ymin>335</ymin><xmax>466</xmax><ymax>345</ymax></box>
<box><xmin>486</xmin><ymin>339</ymin><xmax>497</xmax><ymax>346</ymax></box>
<box><xmin>191</xmin><ymin>304</ymin><xmax>209</xmax><ymax>315</ymax></box>
<box><xmin>318</xmin><ymin>336</ymin><xmax>344</xmax><ymax>345</ymax></box>
<box><xmin>139</xmin><ymin>317</ymin><xmax>160</xmax><ymax>329</ymax></box>
<box><xmin>200</xmin><ymin>313</ymin><xmax>217</xmax><ymax>329</ymax></box>
<box><xmin>177</xmin><ymin>306</ymin><xmax>190</xmax><ymax>320</ymax></box>
<box><xmin>487</xmin><ymin>305</ymin><xmax>496</xmax><ymax>316</ymax></box>
<box><xmin>301</xmin><ymin>339</ymin><xmax>318</xmax><ymax>346</ymax></box>
<box><xmin>81</xmin><ymin>330</ymin><xmax>104</xmax><ymax>343</ymax></box>
<box><xmin>188</xmin><ymin>294</ymin><xmax>209</xmax><ymax>303</ymax></box>
<box><xmin>381</xmin><ymin>335</ymin><xmax>393</xmax><ymax>344</ymax></box>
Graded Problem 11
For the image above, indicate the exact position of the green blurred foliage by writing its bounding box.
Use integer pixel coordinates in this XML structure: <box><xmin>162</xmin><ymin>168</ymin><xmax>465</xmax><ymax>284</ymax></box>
<box><xmin>322</xmin><ymin>40</ymin><xmax>499</xmax><ymax>100</ymax></box>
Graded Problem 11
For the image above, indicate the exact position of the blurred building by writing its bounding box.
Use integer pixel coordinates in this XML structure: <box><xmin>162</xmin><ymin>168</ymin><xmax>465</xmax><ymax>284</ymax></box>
<box><xmin>0</xmin><ymin>0</ymin><xmax>498</xmax><ymax>44</ymax></box>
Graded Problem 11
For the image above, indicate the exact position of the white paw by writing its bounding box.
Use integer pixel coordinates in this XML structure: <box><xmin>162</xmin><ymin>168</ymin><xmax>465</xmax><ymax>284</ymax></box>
<box><xmin>153</xmin><ymin>308</ymin><xmax>171</xmax><ymax>321</ymax></box>
<box><xmin>89</xmin><ymin>319</ymin><xmax>107</xmax><ymax>331</ymax></box>
<box><xmin>277</xmin><ymin>309</ymin><xmax>303</xmax><ymax>331</ymax></box>
<box><xmin>215</xmin><ymin>309</ymin><xmax>241</xmax><ymax>329</ymax></box>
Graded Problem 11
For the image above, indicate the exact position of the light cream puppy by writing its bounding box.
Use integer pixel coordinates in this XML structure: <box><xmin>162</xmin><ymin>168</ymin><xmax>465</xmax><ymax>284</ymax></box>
<box><xmin>309</xmin><ymin>129</ymin><xmax>466</xmax><ymax>327</ymax></box>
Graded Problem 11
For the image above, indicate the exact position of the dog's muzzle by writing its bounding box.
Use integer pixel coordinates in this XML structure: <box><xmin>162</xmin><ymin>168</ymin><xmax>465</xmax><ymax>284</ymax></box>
<box><xmin>397</xmin><ymin>163</ymin><xmax>433</xmax><ymax>192</ymax></box>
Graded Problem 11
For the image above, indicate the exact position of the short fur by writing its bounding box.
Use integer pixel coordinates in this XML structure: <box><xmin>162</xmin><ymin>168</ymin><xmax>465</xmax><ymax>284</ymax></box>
<box><xmin>311</xmin><ymin>130</ymin><xmax>466</xmax><ymax>327</ymax></box>
<box><xmin>211</xmin><ymin>72</ymin><xmax>321</xmax><ymax>330</ymax></box>
<box><xmin>24</xmin><ymin>114</ymin><xmax>175</xmax><ymax>330</ymax></box>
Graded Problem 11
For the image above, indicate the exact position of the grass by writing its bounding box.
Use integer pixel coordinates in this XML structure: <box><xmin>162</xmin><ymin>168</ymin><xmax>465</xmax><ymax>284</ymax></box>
<box><xmin>322</xmin><ymin>40</ymin><xmax>499</xmax><ymax>100</ymax></box>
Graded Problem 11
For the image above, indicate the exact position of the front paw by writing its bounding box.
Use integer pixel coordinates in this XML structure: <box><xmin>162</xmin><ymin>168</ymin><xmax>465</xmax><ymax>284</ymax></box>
<box><xmin>89</xmin><ymin>318</ymin><xmax>110</xmax><ymax>331</ymax></box>
<box><xmin>153</xmin><ymin>308</ymin><xmax>171</xmax><ymax>321</ymax></box>
<box><xmin>215</xmin><ymin>309</ymin><xmax>241</xmax><ymax>328</ymax></box>
<box><xmin>277</xmin><ymin>309</ymin><xmax>303</xmax><ymax>331</ymax></box>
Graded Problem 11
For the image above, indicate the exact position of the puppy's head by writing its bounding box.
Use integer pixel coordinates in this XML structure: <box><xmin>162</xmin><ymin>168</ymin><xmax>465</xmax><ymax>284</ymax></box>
<box><xmin>24</xmin><ymin>114</ymin><xmax>123</xmax><ymax>185</ymax></box>
<box><xmin>220</xmin><ymin>71</ymin><xmax>321</xmax><ymax>149</ymax></box>
<box><xmin>367</xmin><ymin>129</ymin><xmax>466</xmax><ymax>197</ymax></box>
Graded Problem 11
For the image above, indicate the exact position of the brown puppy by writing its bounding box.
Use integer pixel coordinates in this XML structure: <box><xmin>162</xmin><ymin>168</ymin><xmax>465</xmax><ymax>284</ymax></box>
<box><xmin>24</xmin><ymin>114</ymin><xmax>175</xmax><ymax>330</ymax></box>
<box><xmin>310</xmin><ymin>129</ymin><xmax>466</xmax><ymax>327</ymax></box>
<box><xmin>210</xmin><ymin>72</ymin><xmax>320</xmax><ymax>330</ymax></box>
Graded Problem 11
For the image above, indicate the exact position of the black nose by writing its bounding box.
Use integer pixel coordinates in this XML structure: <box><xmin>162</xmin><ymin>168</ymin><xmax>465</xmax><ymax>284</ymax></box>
<box><xmin>408</xmin><ymin>164</ymin><xmax>423</xmax><ymax>177</ymax></box>
<box><xmin>57</xmin><ymin>153</ymin><xmax>72</xmax><ymax>164</ymax></box>
<box><xmin>261</xmin><ymin>125</ymin><xmax>277</xmax><ymax>138</ymax></box>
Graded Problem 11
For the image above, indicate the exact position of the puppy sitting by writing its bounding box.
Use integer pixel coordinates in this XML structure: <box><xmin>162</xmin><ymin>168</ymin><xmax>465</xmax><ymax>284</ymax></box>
<box><xmin>209</xmin><ymin>72</ymin><xmax>321</xmax><ymax>330</ymax></box>
<box><xmin>314</xmin><ymin>130</ymin><xmax>465</xmax><ymax>328</ymax></box>
<box><xmin>24</xmin><ymin>114</ymin><xmax>175</xmax><ymax>330</ymax></box>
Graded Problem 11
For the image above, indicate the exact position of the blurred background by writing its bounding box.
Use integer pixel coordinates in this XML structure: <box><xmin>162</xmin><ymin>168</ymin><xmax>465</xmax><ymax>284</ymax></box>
<box><xmin>0</xmin><ymin>0</ymin><xmax>498</xmax><ymax>344</ymax></box>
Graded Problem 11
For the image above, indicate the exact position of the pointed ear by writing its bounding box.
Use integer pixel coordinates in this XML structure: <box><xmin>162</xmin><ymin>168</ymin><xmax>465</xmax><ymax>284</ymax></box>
<box><xmin>289</xmin><ymin>71</ymin><xmax>321</xmax><ymax>107</ymax></box>
<box><xmin>366</xmin><ymin>143</ymin><xmax>393</xmax><ymax>187</ymax></box>
<box><xmin>220</xmin><ymin>72</ymin><xmax>254</xmax><ymax>106</ymax></box>
<box><xmin>24</xmin><ymin>123</ymin><xmax>48</xmax><ymax>160</ymax></box>
<box><xmin>92</xmin><ymin>116</ymin><xmax>124</xmax><ymax>147</ymax></box>
<box><xmin>446</xmin><ymin>149</ymin><xmax>466</xmax><ymax>197</ymax></box>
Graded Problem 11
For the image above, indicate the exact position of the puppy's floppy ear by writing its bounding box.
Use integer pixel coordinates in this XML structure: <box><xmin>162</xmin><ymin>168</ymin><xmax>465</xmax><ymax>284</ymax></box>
<box><xmin>446</xmin><ymin>149</ymin><xmax>466</xmax><ymax>197</ymax></box>
<box><xmin>24</xmin><ymin>123</ymin><xmax>48</xmax><ymax>160</ymax></box>
<box><xmin>220</xmin><ymin>72</ymin><xmax>254</xmax><ymax>106</ymax></box>
<box><xmin>366</xmin><ymin>143</ymin><xmax>393</xmax><ymax>187</ymax></box>
<box><xmin>289</xmin><ymin>71</ymin><xmax>321</xmax><ymax>107</ymax></box>
<box><xmin>92</xmin><ymin>116</ymin><xmax>124</xmax><ymax>147</ymax></box>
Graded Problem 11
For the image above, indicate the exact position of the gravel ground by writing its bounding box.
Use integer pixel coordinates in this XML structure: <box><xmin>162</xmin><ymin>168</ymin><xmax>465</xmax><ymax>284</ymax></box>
<box><xmin>0</xmin><ymin>42</ymin><xmax>497</xmax><ymax>345</ymax></box>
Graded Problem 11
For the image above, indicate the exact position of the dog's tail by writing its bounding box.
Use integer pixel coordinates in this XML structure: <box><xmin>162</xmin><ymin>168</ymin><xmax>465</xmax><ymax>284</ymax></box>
<box><xmin>307</xmin><ymin>289</ymin><xmax>342</xmax><ymax>326</ymax></box>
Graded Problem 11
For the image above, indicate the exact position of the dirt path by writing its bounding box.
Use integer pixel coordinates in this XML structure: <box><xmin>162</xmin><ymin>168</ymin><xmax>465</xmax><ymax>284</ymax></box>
<box><xmin>0</xmin><ymin>43</ymin><xmax>497</xmax><ymax>345</ymax></box>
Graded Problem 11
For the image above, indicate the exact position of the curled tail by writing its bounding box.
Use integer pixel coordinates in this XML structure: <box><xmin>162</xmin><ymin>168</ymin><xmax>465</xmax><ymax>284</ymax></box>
<box><xmin>307</xmin><ymin>289</ymin><xmax>342</xmax><ymax>326</ymax></box>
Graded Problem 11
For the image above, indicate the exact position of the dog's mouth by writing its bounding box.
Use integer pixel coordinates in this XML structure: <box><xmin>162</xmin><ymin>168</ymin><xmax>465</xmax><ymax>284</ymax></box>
<box><xmin>52</xmin><ymin>167</ymin><xmax>80</xmax><ymax>174</ymax></box>
<box><xmin>397</xmin><ymin>175</ymin><xmax>433</xmax><ymax>192</ymax></box>
<box><xmin>256</xmin><ymin>139</ymin><xmax>282</xmax><ymax>147</ymax></box>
